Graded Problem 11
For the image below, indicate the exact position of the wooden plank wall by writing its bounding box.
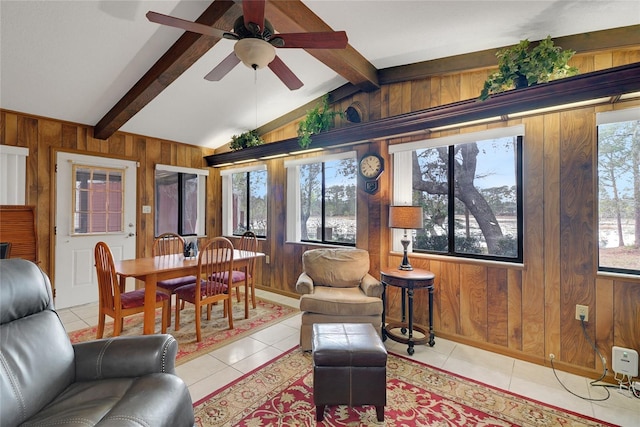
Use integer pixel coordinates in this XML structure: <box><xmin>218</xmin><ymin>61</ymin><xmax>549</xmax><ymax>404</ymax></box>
<box><xmin>0</xmin><ymin>115</ymin><xmax>218</xmax><ymax>281</ymax></box>
<box><xmin>256</xmin><ymin>47</ymin><xmax>640</xmax><ymax>379</ymax></box>
<box><xmin>1</xmin><ymin>47</ymin><xmax>639</xmax><ymax>380</ymax></box>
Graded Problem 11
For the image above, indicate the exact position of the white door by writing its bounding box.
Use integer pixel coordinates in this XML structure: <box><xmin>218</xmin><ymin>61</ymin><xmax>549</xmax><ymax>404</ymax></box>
<box><xmin>55</xmin><ymin>152</ymin><xmax>137</xmax><ymax>309</ymax></box>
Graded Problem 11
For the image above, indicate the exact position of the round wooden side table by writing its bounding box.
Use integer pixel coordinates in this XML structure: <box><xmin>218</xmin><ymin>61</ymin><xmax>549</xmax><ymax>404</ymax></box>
<box><xmin>380</xmin><ymin>268</ymin><xmax>435</xmax><ymax>355</ymax></box>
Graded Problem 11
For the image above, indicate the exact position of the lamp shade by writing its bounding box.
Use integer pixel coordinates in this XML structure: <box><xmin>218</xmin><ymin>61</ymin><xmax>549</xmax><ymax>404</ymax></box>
<box><xmin>233</xmin><ymin>38</ymin><xmax>276</xmax><ymax>70</ymax></box>
<box><xmin>389</xmin><ymin>205</ymin><xmax>423</xmax><ymax>229</ymax></box>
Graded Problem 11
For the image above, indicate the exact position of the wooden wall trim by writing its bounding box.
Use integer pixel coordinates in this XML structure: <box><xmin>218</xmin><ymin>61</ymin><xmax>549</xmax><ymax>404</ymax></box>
<box><xmin>379</xmin><ymin>25</ymin><xmax>640</xmax><ymax>84</ymax></box>
<box><xmin>206</xmin><ymin>62</ymin><xmax>640</xmax><ymax>166</ymax></box>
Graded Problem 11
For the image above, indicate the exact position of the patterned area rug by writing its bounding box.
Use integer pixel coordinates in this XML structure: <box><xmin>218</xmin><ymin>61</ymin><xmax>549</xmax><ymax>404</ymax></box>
<box><xmin>193</xmin><ymin>347</ymin><xmax>617</xmax><ymax>427</ymax></box>
<box><xmin>68</xmin><ymin>297</ymin><xmax>299</xmax><ymax>365</ymax></box>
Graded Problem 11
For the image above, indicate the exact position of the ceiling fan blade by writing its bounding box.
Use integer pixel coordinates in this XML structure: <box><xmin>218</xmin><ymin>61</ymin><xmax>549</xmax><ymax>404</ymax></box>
<box><xmin>242</xmin><ymin>0</ymin><xmax>265</xmax><ymax>33</ymax></box>
<box><xmin>271</xmin><ymin>31</ymin><xmax>348</xmax><ymax>49</ymax></box>
<box><xmin>146</xmin><ymin>11</ymin><xmax>227</xmax><ymax>39</ymax></box>
<box><xmin>204</xmin><ymin>52</ymin><xmax>241</xmax><ymax>81</ymax></box>
<box><xmin>268</xmin><ymin>56</ymin><xmax>303</xmax><ymax>90</ymax></box>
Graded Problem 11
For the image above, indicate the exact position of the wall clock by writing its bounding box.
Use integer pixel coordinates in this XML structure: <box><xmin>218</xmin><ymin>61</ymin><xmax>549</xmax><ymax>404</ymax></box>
<box><xmin>359</xmin><ymin>153</ymin><xmax>384</xmax><ymax>194</ymax></box>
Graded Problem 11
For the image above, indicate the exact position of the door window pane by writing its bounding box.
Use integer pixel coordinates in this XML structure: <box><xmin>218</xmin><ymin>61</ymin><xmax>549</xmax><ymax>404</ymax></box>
<box><xmin>72</xmin><ymin>166</ymin><xmax>124</xmax><ymax>234</ymax></box>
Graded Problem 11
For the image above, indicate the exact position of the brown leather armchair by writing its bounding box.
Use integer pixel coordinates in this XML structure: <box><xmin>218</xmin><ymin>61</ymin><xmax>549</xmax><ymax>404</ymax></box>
<box><xmin>295</xmin><ymin>248</ymin><xmax>383</xmax><ymax>351</ymax></box>
<box><xmin>0</xmin><ymin>259</ymin><xmax>195</xmax><ymax>427</ymax></box>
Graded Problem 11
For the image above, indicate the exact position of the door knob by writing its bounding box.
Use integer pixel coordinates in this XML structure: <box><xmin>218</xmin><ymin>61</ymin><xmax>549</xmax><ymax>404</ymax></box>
<box><xmin>128</xmin><ymin>232</ymin><xmax>135</xmax><ymax>237</ymax></box>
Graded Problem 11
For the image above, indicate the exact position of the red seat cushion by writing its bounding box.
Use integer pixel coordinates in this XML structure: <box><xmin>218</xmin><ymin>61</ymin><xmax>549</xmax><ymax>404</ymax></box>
<box><xmin>157</xmin><ymin>275</ymin><xmax>197</xmax><ymax>291</ymax></box>
<box><xmin>210</xmin><ymin>271</ymin><xmax>249</xmax><ymax>284</ymax></box>
<box><xmin>175</xmin><ymin>280</ymin><xmax>229</xmax><ymax>301</ymax></box>
<box><xmin>120</xmin><ymin>289</ymin><xmax>169</xmax><ymax>309</ymax></box>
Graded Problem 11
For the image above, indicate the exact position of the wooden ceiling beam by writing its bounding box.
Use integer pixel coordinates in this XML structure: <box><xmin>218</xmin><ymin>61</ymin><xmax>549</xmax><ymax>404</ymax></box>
<box><xmin>266</xmin><ymin>0</ymin><xmax>379</xmax><ymax>92</ymax></box>
<box><xmin>93</xmin><ymin>1</ymin><xmax>240</xmax><ymax>140</ymax></box>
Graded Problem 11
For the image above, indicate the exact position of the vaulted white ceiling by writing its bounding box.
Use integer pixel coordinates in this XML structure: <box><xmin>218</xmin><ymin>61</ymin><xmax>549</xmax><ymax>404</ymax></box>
<box><xmin>1</xmin><ymin>1</ymin><xmax>638</xmax><ymax>149</ymax></box>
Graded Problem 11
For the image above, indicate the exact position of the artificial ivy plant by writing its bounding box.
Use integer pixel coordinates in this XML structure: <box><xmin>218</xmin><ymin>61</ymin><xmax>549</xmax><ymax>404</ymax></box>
<box><xmin>297</xmin><ymin>95</ymin><xmax>343</xmax><ymax>149</ymax></box>
<box><xmin>479</xmin><ymin>36</ymin><xmax>578</xmax><ymax>100</ymax></box>
<box><xmin>229</xmin><ymin>130</ymin><xmax>264</xmax><ymax>151</ymax></box>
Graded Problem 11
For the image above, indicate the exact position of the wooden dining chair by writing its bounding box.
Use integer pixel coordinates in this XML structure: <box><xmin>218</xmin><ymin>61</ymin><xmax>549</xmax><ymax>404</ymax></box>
<box><xmin>174</xmin><ymin>237</ymin><xmax>234</xmax><ymax>342</ymax></box>
<box><xmin>94</xmin><ymin>241</ymin><xmax>169</xmax><ymax>338</ymax></box>
<box><xmin>152</xmin><ymin>232</ymin><xmax>197</xmax><ymax>326</ymax></box>
<box><xmin>220</xmin><ymin>231</ymin><xmax>258</xmax><ymax>319</ymax></box>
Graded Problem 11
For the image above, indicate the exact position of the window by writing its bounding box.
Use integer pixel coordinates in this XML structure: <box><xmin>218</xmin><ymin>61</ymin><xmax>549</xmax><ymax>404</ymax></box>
<box><xmin>221</xmin><ymin>165</ymin><xmax>267</xmax><ymax>237</ymax></box>
<box><xmin>597</xmin><ymin>108</ymin><xmax>640</xmax><ymax>275</ymax></box>
<box><xmin>232</xmin><ymin>169</ymin><xmax>267</xmax><ymax>236</ymax></box>
<box><xmin>0</xmin><ymin>145</ymin><xmax>28</xmax><ymax>205</ymax></box>
<box><xmin>391</xmin><ymin>126</ymin><xmax>523</xmax><ymax>262</ymax></box>
<box><xmin>155</xmin><ymin>165</ymin><xmax>208</xmax><ymax>237</ymax></box>
<box><xmin>72</xmin><ymin>165</ymin><xmax>124</xmax><ymax>234</ymax></box>
<box><xmin>285</xmin><ymin>151</ymin><xmax>357</xmax><ymax>245</ymax></box>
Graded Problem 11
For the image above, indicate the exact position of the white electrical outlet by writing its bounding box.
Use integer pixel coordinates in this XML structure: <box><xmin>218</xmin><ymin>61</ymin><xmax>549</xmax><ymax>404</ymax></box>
<box><xmin>575</xmin><ymin>304</ymin><xmax>589</xmax><ymax>322</ymax></box>
<box><xmin>612</xmin><ymin>346</ymin><xmax>639</xmax><ymax>377</ymax></box>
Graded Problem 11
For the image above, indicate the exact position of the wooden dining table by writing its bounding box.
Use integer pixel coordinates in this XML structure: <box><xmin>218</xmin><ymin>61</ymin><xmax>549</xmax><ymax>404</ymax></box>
<box><xmin>114</xmin><ymin>249</ymin><xmax>265</xmax><ymax>334</ymax></box>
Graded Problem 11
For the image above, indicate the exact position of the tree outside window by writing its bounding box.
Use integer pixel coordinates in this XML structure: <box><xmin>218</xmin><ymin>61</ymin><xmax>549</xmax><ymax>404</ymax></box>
<box><xmin>231</xmin><ymin>170</ymin><xmax>267</xmax><ymax>237</ymax></box>
<box><xmin>398</xmin><ymin>133</ymin><xmax>523</xmax><ymax>262</ymax></box>
<box><xmin>298</xmin><ymin>158</ymin><xmax>357</xmax><ymax>245</ymax></box>
<box><xmin>598</xmin><ymin>116</ymin><xmax>640</xmax><ymax>274</ymax></box>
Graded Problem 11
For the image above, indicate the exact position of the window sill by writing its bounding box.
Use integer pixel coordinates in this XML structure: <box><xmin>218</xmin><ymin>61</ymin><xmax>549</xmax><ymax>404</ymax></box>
<box><xmin>285</xmin><ymin>241</ymin><xmax>356</xmax><ymax>249</ymax></box>
<box><xmin>394</xmin><ymin>250</ymin><xmax>525</xmax><ymax>270</ymax></box>
<box><xmin>596</xmin><ymin>271</ymin><xmax>640</xmax><ymax>282</ymax></box>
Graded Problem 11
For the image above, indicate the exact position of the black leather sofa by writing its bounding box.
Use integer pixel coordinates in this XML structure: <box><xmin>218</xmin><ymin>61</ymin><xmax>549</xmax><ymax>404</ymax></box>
<box><xmin>0</xmin><ymin>259</ymin><xmax>195</xmax><ymax>426</ymax></box>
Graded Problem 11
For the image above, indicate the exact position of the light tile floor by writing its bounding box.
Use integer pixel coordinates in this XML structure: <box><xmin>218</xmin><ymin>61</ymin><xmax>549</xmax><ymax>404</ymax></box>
<box><xmin>59</xmin><ymin>290</ymin><xmax>639</xmax><ymax>426</ymax></box>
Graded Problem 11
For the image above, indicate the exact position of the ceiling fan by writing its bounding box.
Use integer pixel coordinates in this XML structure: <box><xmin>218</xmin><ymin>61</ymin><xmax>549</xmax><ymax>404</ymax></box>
<box><xmin>146</xmin><ymin>0</ymin><xmax>348</xmax><ymax>90</ymax></box>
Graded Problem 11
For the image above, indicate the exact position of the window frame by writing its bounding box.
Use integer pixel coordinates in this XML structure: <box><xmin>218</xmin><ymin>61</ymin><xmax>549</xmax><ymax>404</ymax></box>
<box><xmin>390</xmin><ymin>125</ymin><xmax>524</xmax><ymax>263</ymax></box>
<box><xmin>154</xmin><ymin>164</ymin><xmax>208</xmax><ymax>238</ymax></box>
<box><xmin>220</xmin><ymin>164</ymin><xmax>268</xmax><ymax>238</ymax></box>
<box><xmin>0</xmin><ymin>145</ymin><xmax>29</xmax><ymax>205</ymax></box>
<box><xmin>71</xmin><ymin>164</ymin><xmax>125</xmax><ymax>235</ymax></box>
<box><xmin>285</xmin><ymin>151</ymin><xmax>358</xmax><ymax>246</ymax></box>
<box><xmin>596</xmin><ymin>107</ymin><xmax>640</xmax><ymax>276</ymax></box>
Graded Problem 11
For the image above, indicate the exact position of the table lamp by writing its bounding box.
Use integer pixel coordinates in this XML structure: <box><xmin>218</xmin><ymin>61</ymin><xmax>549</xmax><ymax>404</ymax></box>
<box><xmin>389</xmin><ymin>205</ymin><xmax>424</xmax><ymax>271</ymax></box>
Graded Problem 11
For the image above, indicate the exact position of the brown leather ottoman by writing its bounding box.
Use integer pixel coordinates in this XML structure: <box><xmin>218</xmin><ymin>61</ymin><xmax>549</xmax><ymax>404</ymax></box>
<box><xmin>312</xmin><ymin>323</ymin><xmax>387</xmax><ymax>422</ymax></box>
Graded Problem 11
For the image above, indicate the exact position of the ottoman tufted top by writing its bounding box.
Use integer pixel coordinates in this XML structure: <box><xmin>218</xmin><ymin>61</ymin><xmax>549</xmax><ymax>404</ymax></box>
<box><xmin>312</xmin><ymin>323</ymin><xmax>387</xmax><ymax>367</ymax></box>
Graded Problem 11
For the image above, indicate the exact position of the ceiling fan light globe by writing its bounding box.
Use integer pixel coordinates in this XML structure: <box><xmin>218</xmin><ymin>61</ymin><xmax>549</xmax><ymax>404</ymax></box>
<box><xmin>234</xmin><ymin>38</ymin><xmax>276</xmax><ymax>70</ymax></box>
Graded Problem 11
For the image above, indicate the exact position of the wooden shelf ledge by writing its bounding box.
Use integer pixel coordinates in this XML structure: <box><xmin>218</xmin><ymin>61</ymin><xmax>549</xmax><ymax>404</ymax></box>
<box><xmin>205</xmin><ymin>62</ymin><xmax>640</xmax><ymax>167</ymax></box>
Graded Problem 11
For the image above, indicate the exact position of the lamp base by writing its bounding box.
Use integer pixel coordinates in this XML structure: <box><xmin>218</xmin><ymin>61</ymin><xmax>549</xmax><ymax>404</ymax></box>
<box><xmin>398</xmin><ymin>234</ymin><xmax>413</xmax><ymax>271</ymax></box>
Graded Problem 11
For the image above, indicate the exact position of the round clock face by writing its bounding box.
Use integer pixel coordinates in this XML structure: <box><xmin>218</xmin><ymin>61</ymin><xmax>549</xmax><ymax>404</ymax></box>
<box><xmin>359</xmin><ymin>154</ymin><xmax>383</xmax><ymax>179</ymax></box>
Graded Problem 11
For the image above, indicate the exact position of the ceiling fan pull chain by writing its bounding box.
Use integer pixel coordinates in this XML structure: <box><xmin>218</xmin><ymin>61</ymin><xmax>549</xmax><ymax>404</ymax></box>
<box><xmin>254</xmin><ymin>70</ymin><xmax>258</xmax><ymax>130</ymax></box>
